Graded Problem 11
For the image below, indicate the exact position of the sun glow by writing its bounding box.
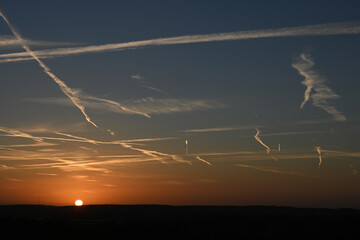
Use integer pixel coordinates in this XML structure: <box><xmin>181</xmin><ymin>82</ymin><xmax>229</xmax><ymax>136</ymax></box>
<box><xmin>75</xmin><ymin>199</ymin><xmax>83</xmax><ymax>206</ymax></box>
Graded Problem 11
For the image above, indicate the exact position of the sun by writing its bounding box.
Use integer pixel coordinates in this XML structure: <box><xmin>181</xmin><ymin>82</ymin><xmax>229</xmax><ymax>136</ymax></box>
<box><xmin>75</xmin><ymin>199</ymin><xmax>83</xmax><ymax>206</ymax></box>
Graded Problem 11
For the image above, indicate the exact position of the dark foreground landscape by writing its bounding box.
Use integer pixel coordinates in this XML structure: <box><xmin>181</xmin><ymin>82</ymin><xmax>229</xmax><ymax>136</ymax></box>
<box><xmin>1</xmin><ymin>205</ymin><xmax>359</xmax><ymax>239</ymax></box>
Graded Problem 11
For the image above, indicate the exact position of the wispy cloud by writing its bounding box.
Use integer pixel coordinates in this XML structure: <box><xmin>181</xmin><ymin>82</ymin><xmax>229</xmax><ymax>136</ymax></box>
<box><xmin>254</xmin><ymin>128</ymin><xmax>271</xmax><ymax>154</ymax></box>
<box><xmin>292</xmin><ymin>52</ymin><xmax>346</xmax><ymax>121</ymax></box>
<box><xmin>1</xmin><ymin>21</ymin><xmax>360</xmax><ymax>63</ymax></box>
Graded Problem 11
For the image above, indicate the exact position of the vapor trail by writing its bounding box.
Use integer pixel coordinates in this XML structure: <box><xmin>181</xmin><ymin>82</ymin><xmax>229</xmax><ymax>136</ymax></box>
<box><xmin>0</xmin><ymin>126</ymin><xmax>43</xmax><ymax>143</ymax></box>
<box><xmin>53</xmin><ymin>132</ymin><xmax>190</xmax><ymax>164</ymax></box>
<box><xmin>185</xmin><ymin>140</ymin><xmax>189</xmax><ymax>155</ymax></box>
<box><xmin>278</xmin><ymin>144</ymin><xmax>281</xmax><ymax>152</ymax></box>
<box><xmin>195</xmin><ymin>156</ymin><xmax>212</xmax><ymax>166</ymax></box>
<box><xmin>83</xmin><ymin>95</ymin><xmax>151</xmax><ymax>118</ymax></box>
<box><xmin>0</xmin><ymin>9</ymin><xmax>99</xmax><ymax>128</ymax></box>
<box><xmin>131</xmin><ymin>74</ymin><xmax>170</xmax><ymax>97</ymax></box>
<box><xmin>236</xmin><ymin>164</ymin><xmax>309</xmax><ymax>177</ymax></box>
<box><xmin>292</xmin><ymin>52</ymin><xmax>346</xmax><ymax>121</ymax></box>
<box><xmin>315</xmin><ymin>146</ymin><xmax>322</xmax><ymax>168</ymax></box>
<box><xmin>254</xmin><ymin>128</ymin><xmax>271</xmax><ymax>154</ymax></box>
<box><xmin>2</xmin><ymin>21</ymin><xmax>360</xmax><ymax>63</ymax></box>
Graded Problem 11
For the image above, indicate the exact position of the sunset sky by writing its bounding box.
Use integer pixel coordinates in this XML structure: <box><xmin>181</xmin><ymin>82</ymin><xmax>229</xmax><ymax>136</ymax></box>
<box><xmin>1</xmin><ymin>0</ymin><xmax>360</xmax><ymax>207</ymax></box>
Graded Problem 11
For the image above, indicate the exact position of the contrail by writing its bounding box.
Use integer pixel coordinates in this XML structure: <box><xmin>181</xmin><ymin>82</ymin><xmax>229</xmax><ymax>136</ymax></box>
<box><xmin>315</xmin><ymin>146</ymin><xmax>322</xmax><ymax>168</ymax></box>
<box><xmin>0</xmin><ymin>35</ymin><xmax>77</xmax><ymax>48</ymax></box>
<box><xmin>185</xmin><ymin>140</ymin><xmax>189</xmax><ymax>154</ymax></box>
<box><xmin>292</xmin><ymin>52</ymin><xmax>346</xmax><ymax>121</ymax></box>
<box><xmin>1</xmin><ymin>21</ymin><xmax>360</xmax><ymax>63</ymax></box>
<box><xmin>278</xmin><ymin>144</ymin><xmax>281</xmax><ymax>152</ymax></box>
<box><xmin>131</xmin><ymin>74</ymin><xmax>170</xmax><ymax>97</ymax></box>
<box><xmin>0</xmin><ymin>8</ymin><xmax>99</xmax><ymax>128</ymax></box>
<box><xmin>294</xmin><ymin>53</ymin><xmax>315</xmax><ymax>109</ymax></box>
<box><xmin>52</xmin><ymin>132</ymin><xmax>190</xmax><ymax>164</ymax></box>
<box><xmin>0</xmin><ymin>126</ymin><xmax>44</xmax><ymax>143</ymax></box>
<box><xmin>195</xmin><ymin>156</ymin><xmax>212</xmax><ymax>166</ymax></box>
<box><xmin>236</xmin><ymin>164</ymin><xmax>310</xmax><ymax>177</ymax></box>
<box><xmin>83</xmin><ymin>95</ymin><xmax>151</xmax><ymax>118</ymax></box>
<box><xmin>254</xmin><ymin>128</ymin><xmax>271</xmax><ymax>154</ymax></box>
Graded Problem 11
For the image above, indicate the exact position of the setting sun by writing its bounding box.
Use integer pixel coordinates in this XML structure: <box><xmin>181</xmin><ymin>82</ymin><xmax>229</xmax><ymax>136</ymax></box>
<box><xmin>75</xmin><ymin>200</ymin><xmax>83</xmax><ymax>206</ymax></box>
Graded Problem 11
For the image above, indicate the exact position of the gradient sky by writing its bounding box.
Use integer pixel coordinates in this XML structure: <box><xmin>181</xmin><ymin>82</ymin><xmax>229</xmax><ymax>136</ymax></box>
<box><xmin>0</xmin><ymin>0</ymin><xmax>360</xmax><ymax>207</ymax></box>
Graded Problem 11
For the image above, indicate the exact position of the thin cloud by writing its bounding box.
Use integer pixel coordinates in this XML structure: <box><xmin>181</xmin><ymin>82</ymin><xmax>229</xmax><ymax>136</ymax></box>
<box><xmin>1</xmin><ymin>21</ymin><xmax>360</xmax><ymax>63</ymax></box>
<box><xmin>292</xmin><ymin>52</ymin><xmax>346</xmax><ymax>121</ymax></box>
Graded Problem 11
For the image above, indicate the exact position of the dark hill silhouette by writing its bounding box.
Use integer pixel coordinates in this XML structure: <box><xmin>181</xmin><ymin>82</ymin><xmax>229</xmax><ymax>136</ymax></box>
<box><xmin>1</xmin><ymin>205</ymin><xmax>359</xmax><ymax>239</ymax></box>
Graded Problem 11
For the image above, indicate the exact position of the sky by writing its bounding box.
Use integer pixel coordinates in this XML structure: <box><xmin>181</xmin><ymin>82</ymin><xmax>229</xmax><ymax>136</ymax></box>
<box><xmin>0</xmin><ymin>0</ymin><xmax>360</xmax><ymax>207</ymax></box>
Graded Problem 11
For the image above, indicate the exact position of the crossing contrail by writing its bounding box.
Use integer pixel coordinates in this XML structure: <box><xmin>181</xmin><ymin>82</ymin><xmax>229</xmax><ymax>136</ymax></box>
<box><xmin>1</xmin><ymin>21</ymin><xmax>360</xmax><ymax>63</ymax></box>
<box><xmin>0</xmin><ymin>8</ymin><xmax>99</xmax><ymax>128</ymax></box>
<box><xmin>254</xmin><ymin>128</ymin><xmax>271</xmax><ymax>154</ymax></box>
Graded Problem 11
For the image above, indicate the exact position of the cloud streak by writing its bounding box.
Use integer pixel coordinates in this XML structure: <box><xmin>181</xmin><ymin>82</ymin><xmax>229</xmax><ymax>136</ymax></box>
<box><xmin>292</xmin><ymin>52</ymin><xmax>346</xmax><ymax>121</ymax></box>
<box><xmin>1</xmin><ymin>21</ymin><xmax>360</xmax><ymax>63</ymax></box>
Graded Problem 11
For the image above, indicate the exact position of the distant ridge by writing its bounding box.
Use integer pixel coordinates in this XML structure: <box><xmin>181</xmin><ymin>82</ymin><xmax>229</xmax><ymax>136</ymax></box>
<box><xmin>1</xmin><ymin>205</ymin><xmax>359</xmax><ymax>239</ymax></box>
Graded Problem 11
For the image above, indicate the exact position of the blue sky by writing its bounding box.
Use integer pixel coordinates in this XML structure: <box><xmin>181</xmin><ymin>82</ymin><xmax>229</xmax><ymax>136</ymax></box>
<box><xmin>0</xmin><ymin>0</ymin><xmax>359</xmax><ymax>206</ymax></box>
